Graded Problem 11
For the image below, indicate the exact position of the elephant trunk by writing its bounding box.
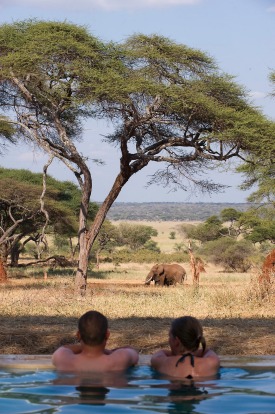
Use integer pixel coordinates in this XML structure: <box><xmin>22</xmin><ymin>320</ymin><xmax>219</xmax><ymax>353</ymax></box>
<box><xmin>145</xmin><ymin>273</ymin><xmax>153</xmax><ymax>285</ymax></box>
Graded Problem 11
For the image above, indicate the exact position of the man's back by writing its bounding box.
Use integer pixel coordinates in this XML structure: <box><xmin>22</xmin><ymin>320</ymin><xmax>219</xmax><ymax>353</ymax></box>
<box><xmin>52</xmin><ymin>345</ymin><xmax>139</xmax><ymax>372</ymax></box>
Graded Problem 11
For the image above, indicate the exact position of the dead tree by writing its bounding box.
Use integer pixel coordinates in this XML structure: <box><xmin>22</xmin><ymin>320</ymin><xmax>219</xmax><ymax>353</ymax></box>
<box><xmin>188</xmin><ymin>241</ymin><xmax>206</xmax><ymax>286</ymax></box>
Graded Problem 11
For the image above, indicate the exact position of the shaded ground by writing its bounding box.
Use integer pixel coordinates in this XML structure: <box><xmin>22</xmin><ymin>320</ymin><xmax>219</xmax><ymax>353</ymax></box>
<box><xmin>0</xmin><ymin>314</ymin><xmax>275</xmax><ymax>356</ymax></box>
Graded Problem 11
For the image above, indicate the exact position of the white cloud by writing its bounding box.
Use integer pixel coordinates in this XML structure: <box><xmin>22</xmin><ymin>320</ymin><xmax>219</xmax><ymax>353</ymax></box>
<box><xmin>1</xmin><ymin>0</ymin><xmax>200</xmax><ymax>12</ymax></box>
<box><xmin>249</xmin><ymin>91</ymin><xmax>267</xmax><ymax>100</ymax></box>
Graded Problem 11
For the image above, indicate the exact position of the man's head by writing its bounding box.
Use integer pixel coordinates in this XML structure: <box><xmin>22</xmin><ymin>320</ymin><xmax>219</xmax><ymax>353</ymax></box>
<box><xmin>77</xmin><ymin>310</ymin><xmax>109</xmax><ymax>346</ymax></box>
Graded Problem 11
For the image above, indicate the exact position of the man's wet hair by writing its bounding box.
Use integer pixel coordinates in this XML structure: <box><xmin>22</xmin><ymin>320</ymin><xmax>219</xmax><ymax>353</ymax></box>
<box><xmin>78</xmin><ymin>310</ymin><xmax>108</xmax><ymax>346</ymax></box>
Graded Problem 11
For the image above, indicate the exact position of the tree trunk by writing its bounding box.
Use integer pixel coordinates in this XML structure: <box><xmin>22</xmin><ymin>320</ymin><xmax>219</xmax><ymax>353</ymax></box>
<box><xmin>96</xmin><ymin>250</ymin><xmax>100</xmax><ymax>269</ymax></box>
<box><xmin>74</xmin><ymin>163</ymin><xmax>93</xmax><ymax>296</ymax></box>
<box><xmin>0</xmin><ymin>244</ymin><xmax>8</xmax><ymax>282</ymax></box>
<box><xmin>188</xmin><ymin>241</ymin><xmax>200</xmax><ymax>286</ymax></box>
<box><xmin>75</xmin><ymin>242</ymin><xmax>90</xmax><ymax>295</ymax></box>
<box><xmin>10</xmin><ymin>244</ymin><xmax>20</xmax><ymax>267</ymax></box>
<box><xmin>74</xmin><ymin>171</ymin><xmax>130</xmax><ymax>296</ymax></box>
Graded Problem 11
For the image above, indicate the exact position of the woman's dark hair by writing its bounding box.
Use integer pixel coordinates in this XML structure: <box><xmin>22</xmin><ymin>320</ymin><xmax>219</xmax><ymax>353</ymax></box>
<box><xmin>171</xmin><ymin>316</ymin><xmax>206</xmax><ymax>354</ymax></box>
<box><xmin>78</xmin><ymin>310</ymin><xmax>108</xmax><ymax>346</ymax></box>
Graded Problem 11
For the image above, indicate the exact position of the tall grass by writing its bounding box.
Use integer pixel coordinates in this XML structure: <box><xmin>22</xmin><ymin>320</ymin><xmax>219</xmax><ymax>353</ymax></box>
<box><xmin>3</xmin><ymin>263</ymin><xmax>274</xmax><ymax>320</ymax></box>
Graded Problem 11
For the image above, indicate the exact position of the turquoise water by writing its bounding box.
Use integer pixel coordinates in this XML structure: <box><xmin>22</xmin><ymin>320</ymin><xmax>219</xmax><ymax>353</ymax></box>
<box><xmin>0</xmin><ymin>365</ymin><xmax>275</xmax><ymax>413</ymax></box>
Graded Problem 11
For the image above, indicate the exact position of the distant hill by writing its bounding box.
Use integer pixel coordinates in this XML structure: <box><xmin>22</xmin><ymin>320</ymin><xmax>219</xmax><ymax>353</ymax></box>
<box><xmin>106</xmin><ymin>202</ymin><xmax>254</xmax><ymax>221</ymax></box>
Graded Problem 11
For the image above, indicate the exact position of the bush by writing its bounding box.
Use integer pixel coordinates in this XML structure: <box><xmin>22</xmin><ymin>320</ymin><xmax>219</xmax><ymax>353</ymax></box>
<box><xmin>53</xmin><ymin>235</ymin><xmax>70</xmax><ymax>254</ymax></box>
<box><xmin>103</xmin><ymin>249</ymin><xmax>189</xmax><ymax>264</ymax></box>
<box><xmin>198</xmin><ymin>237</ymin><xmax>257</xmax><ymax>272</ymax></box>
<box><xmin>169</xmin><ymin>231</ymin><xmax>176</xmax><ymax>239</ymax></box>
<box><xmin>143</xmin><ymin>240</ymin><xmax>161</xmax><ymax>253</ymax></box>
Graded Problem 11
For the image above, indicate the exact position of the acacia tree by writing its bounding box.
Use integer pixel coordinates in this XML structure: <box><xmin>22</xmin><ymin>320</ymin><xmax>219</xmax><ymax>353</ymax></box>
<box><xmin>0</xmin><ymin>21</ymin><xmax>274</xmax><ymax>295</ymax></box>
<box><xmin>0</xmin><ymin>21</ymin><xmax>113</xmax><ymax>292</ymax></box>
<box><xmin>0</xmin><ymin>168</ymin><xmax>98</xmax><ymax>279</ymax></box>
<box><xmin>115</xmin><ymin>223</ymin><xmax>158</xmax><ymax>251</ymax></box>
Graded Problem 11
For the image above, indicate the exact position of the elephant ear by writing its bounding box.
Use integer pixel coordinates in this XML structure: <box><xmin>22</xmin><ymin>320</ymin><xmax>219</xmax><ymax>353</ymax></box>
<box><xmin>158</xmin><ymin>265</ymin><xmax>164</xmax><ymax>275</ymax></box>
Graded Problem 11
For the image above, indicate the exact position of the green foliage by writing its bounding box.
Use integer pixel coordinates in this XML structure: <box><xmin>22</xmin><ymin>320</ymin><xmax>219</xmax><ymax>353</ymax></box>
<box><xmin>90</xmin><ymin>220</ymin><xmax>119</xmax><ymax>256</ymax></box>
<box><xmin>178</xmin><ymin>216</ymin><xmax>229</xmax><ymax>243</ymax></box>
<box><xmin>198</xmin><ymin>237</ymin><xmax>257</xmax><ymax>272</ymax></box>
<box><xmin>0</xmin><ymin>167</ymin><xmax>98</xmax><ymax>235</ymax></box>
<box><xmin>236</xmin><ymin>69</ymin><xmax>275</xmax><ymax>207</ymax></box>
<box><xmin>0</xmin><ymin>20</ymin><xmax>124</xmax><ymax>150</ymax></box>
<box><xmin>0</xmin><ymin>167</ymin><xmax>98</xmax><ymax>264</ymax></box>
<box><xmin>187</xmin><ymin>216</ymin><xmax>227</xmax><ymax>242</ymax></box>
<box><xmin>23</xmin><ymin>241</ymin><xmax>39</xmax><ymax>260</ymax></box>
<box><xmin>220</xmin><ymin>208</ymin><xmax>242</xmax><ymax>223</ymax></box>
<box><xmin>177</xmin><ymin>223</ymin><xmax>196</xmax><ymax>239</ymax></box>
<box><xmin>169</xmin><ymin>231</ymin><xmax>176</xmax><ymax>239</ymax></box>
<box><xmin>116</xmin><ymin>223</ymin><xmax>158</xmax><ymax>250</ymax></box>
<box><xmin>53</xmin><ymin>235</ymin><xmax>70</xmax><ymax>254</ymax></box>
<box><xmin>0</xmin><ymin>115</ymin><xmax>15</xmax><ymax>151</ymax></box>
<box><xmin>231</xmin><ymin>208</ymin><xmax>275</xmax><ymax>244</ymax></box>
<box><xmin>143</xmin><ymin>240</ymin><xmax>160</xmax><ymax>253</ymax></box>
<box><xmin>238</xmin><ymin>155</ymin><xmax>275</xmax><ymax>206</ymax></box>
<box><xmin>181</xmin><ymin>206</ymin><xmax>275</xmax><ymax>249</ymax></box>
<box><xmin>103</xmin><ymin>33</ymin><xmax>271</xmax><ymax>195</ymax></box>
<box><xmin>205</xmin><ymin>215</ymin><xmax>222</xmax><ymax>225</ymax></box>
<box><xmin>109</xmin><ymin>249</ymin><xmax>189</xmax><ymax>264</ymax></box>
<box><xmin>244</xmin><ymin>220</ymin><xmax>275</xmax><ymax>244</ymax></box>
<box><xmin>174</xmin><ymin>243</ymin><xmax>185</xmax><ymax>252</ymax></box>
<box><xmin>0</xmin><ymin>167</ymin><xmax>97</xmax><ymax>236</ymax></box>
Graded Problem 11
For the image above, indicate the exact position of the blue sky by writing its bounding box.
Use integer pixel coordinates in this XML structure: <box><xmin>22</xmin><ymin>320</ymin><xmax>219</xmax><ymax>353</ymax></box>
<box><xmin>1</xmin><ymin>0</ymin><xmax>275</xmax><ymax>203</ymax></box>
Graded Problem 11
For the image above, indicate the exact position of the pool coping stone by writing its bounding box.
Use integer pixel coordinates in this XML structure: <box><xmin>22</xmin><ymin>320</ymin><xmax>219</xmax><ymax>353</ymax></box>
<box><xmin>0</xmin><ymin>355</ymin><xmax>275</xmax><ymax>370</ymax></box>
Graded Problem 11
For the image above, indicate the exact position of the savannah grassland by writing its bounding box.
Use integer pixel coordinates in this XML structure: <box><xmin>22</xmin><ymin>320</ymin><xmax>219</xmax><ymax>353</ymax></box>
<box><xmin>0</xmin><ymin>221</ymin><xmax>274</xmax><ymax>356</ymax></box>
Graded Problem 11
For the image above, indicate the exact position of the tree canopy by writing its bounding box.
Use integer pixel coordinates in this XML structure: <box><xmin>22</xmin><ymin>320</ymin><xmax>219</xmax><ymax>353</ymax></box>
<box><xmin>236</xmin><ymin>69</ymin><xmax>275</xmax><ymax>206</ymax></box>
<box><xmin>115</xmin><ymin>222</ymin><xmax>158</xmax><ymax>251</ymax></box>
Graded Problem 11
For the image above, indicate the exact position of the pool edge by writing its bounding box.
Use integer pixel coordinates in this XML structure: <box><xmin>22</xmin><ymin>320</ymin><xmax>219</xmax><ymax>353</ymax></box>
<box><xmin>0</xmin><ymin>355</ymin><xmax>275</xmax><ymax>370</ymax></box>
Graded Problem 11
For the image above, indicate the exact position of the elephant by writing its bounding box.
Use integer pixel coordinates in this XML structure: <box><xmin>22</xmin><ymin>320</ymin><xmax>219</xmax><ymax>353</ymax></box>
<box><xmin>145</xmin><ymin>264</ymin><xmax>186</xmax><ymax>286</ymax></box>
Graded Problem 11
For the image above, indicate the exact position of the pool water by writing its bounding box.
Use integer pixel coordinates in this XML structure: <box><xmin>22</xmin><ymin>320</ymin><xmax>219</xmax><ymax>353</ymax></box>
<box><xmin>0</xmin><ymin>365</ymin><xmax>275</xmax><ymax>413</ymax></box>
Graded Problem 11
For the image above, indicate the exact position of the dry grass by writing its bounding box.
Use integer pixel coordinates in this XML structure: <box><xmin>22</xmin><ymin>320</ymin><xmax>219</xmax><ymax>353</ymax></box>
<box><xmin>1</xmin><ymin>261</ymin><xmax>274</xmax><ymax>356</ymax></box>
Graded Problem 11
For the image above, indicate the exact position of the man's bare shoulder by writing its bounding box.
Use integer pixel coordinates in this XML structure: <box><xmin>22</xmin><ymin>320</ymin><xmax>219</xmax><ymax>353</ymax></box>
<box><xmin>108</xmin><ymin>347</ymin><xmax>139</xmax><ymax>369</ymax></box>
<box><xmin>52</xmin><ymin>346</ymin><xmax>78</xmax><ymax>371</ymax></box>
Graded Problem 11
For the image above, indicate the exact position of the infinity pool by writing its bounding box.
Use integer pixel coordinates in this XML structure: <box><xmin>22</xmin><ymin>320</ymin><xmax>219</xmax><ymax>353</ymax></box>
<box><xmin>0</xmin><ymin>357</ymin><xmax>275</xmax><ymax>413</ymax></box>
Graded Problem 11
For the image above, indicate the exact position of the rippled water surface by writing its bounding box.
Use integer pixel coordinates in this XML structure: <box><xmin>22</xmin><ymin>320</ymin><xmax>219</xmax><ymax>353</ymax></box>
<box><xmin>0</xmin><ymin>365</ymin><xmax>275</xmax><ymax>413</ymax></box>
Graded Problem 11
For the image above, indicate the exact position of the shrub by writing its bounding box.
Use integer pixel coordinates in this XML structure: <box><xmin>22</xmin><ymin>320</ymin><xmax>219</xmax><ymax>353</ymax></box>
<box><xmin>143</xmin><ymin>240</ymin><xmax>161</xmax><ymax>253</ymax></box>
<box><xmin>103</xmin><ymin>249</ymin><xmax>189</xmax><ymax>264</ymax></box>
<box><xmin>169</xmin><ymin>231</ymin><xmax>176</xmax><ymax>239</ymax></box>
<box><xmin>198</xmin><ymin>238</ymin><xmax>257</xmax><ymax>272</ymax></box>
<box><xmin>53</xmin><ymin>235</ymin><xmax>70</xmax><ymax>254</ymax></box>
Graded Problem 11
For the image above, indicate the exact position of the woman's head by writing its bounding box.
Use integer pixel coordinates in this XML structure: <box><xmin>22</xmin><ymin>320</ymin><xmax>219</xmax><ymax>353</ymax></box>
<box><xmin>170</xmin><ymin>316</ymin><xmax>206</xmax><ymax>354</ymax></box>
